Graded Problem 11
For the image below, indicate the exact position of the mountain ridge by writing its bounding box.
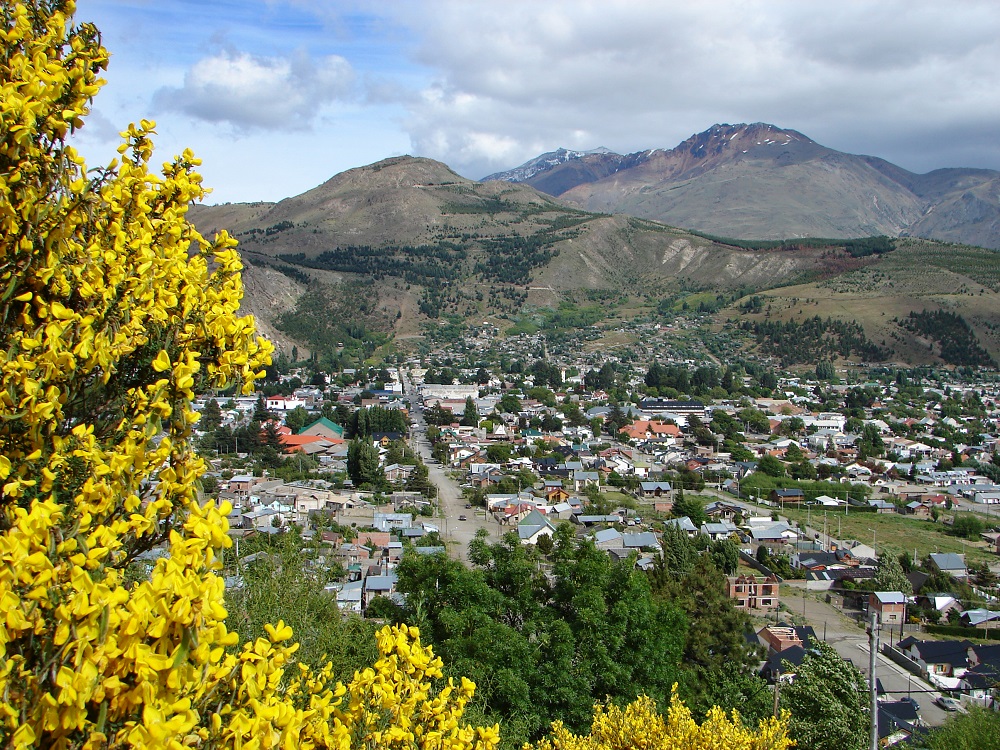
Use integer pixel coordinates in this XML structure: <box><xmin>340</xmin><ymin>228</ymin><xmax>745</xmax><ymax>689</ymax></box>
<box><xmin>189</xmin><ymin>153</ymin><xmax>1000</xmax><ymax>368</ymax></box>
<box><xmin>482</xmin><ymin>123</ymin><xmax>1000</xmax><ymax>248</ymax></box>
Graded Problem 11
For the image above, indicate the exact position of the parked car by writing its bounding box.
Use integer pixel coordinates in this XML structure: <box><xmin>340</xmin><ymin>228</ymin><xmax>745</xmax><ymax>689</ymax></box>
<box><xmin>935</xmin><ymin>696</ymin><xmax>962</xmax><ymax>712</ymax></box>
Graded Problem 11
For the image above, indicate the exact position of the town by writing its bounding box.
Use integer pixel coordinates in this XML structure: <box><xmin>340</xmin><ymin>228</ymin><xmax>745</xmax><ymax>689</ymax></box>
<box><xmin>189</xmin><ymin>327</ymin><xmax>1000</xmax><ymax>746</ymax></box>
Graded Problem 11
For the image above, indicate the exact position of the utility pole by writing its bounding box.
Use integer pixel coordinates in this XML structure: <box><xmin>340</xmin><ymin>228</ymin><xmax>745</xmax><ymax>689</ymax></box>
<box><xmin>868</xmin><ymin>611</ymin><xmax>880</xmax><ymax>750</ymax></box>
<box><xmin>773</xmin><ymin>669</ymin><xmax>781</xmax><ymax>718</ymax></box>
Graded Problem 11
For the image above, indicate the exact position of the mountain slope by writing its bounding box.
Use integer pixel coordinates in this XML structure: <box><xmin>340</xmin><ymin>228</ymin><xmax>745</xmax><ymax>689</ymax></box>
<box><xmin>191</xmin><ymin>155</ymin><xmax>1000</xmax><ymax>368</ymax></box>
<box><xmin>191</xmin><ymin>156</ymin><xmax>865</xmax><ymax>340</ymax></box>
<box><xmin>485</xmin><ymin>123</ymin><xmax>1000</xmax><ymax>248</ymax></box>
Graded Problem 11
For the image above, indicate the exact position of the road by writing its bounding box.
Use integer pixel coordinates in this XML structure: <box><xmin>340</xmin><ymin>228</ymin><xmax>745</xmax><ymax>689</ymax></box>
<box><xmin>781</xmin><ymin>583</ymin><xmax>952</xmax><ymax>727</ymax></box>
<box><xmin>401</xmin><ymin>370</ymin><xmax>499</xmax><ymax>562</ymax></box>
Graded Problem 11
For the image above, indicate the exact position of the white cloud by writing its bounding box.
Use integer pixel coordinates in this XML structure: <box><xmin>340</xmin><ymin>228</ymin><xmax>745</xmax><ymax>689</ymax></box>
<box><xmin>154</xmin><ymin>49</ymin><xmax>356</xmax><ymax>130</ymax></box>
<box><xmin>367</xmin><ymin>0</ymin><xmax>1000</xmax><ymax>178</ymax></box>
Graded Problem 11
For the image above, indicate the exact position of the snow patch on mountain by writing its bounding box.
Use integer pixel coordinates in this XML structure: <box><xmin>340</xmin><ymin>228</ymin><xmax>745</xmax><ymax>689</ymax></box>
<box><xmin>483</xmin><ymin>147</ymin><xmax>619</xmax><ymax>183</ymax></box>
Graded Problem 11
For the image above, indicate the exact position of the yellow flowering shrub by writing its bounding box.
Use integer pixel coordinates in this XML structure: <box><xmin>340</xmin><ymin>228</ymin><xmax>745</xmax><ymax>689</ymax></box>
<box><xmin>0</xmin><ymin>4</ymin><xmax>780</xmax><ymax>750</ymax></box>
<box><xmin>525</xmin><ymin>690</ymin><xmax>793</xmax><ymax>750</ymax></box>
<box><xmin>0</xmin><ymin>2</ymin><xmax>500</xmax><ymax>749</ymax></box>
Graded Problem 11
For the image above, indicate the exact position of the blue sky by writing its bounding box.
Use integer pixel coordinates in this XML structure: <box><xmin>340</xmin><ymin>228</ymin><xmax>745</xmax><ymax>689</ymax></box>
<box><xmin>74</xmin><ymin>1</ymin><xmax>1000</xmax><ymax>204</ymax></box>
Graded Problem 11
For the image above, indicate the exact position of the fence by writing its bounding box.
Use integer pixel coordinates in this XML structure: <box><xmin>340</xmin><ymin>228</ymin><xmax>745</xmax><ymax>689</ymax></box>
<box><xmin>881</xmin><ymin>644</ymin><xmax>925</xmax><ymax>679</ymax></box>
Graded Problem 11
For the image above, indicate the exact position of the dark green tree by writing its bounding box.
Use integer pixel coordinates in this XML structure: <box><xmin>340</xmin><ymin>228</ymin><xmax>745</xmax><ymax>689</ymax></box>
<box><xmin>650</xmin><ymin>555</ymin><xmax>760</xmax><ymax>716</ymax></box>
<box><xmin>874</xmin><ymin>551</ymin><xmax>912</xmax><ymax>593</ymax></box>
<box><xmin>460</xmin><ymin>396</ymin><xmax>479</xmax><ymax>427</ymax></box>
<box><xmin>200</xmin><ymin>398</ymin><xmax>223</xmax><ymax>431</ymax></box>
<box><xmin>672</xmin><ymin>493</ymin><xmax>707</xmax><ymax>526</ymax></box>
<box><xmin>347</xmin><ymin>439</ymin><xmax>383</xmax><ymax>487</ymax></box>
<box><xmin>780</xmin><ymin>641</ymin><xmax>868</xmax><ymax>750</ymax></box>
<box><xmin>710</xmin><ymin>538</ymin><xmax>740</xmax><ymax>575</ymax></box>
<box><xmin>284</xmin><ymin>405</ymin><xmax>310</xmax><ymax>433</ymax></box>
<box><xmin>923</xmin><ymin>706</ymin><xmax>1000</xmax><ymax>750</ymax></box>
<box><xmin>757</xmin><ymin>454</ymin><xmax>787</xmax><ymax>477</ymax></box>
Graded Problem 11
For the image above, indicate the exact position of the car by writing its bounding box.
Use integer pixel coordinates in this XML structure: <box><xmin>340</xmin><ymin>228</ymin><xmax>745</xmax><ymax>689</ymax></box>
<box><xmin>935</xmin><ymin>696</ymin><xmax>962</xmax><ymax>712</ymax></box>
<box><xmin>458</xmin><ymin>514</ymin><xmax>467</xmax><ymax>521</ymax></box>
<box><xmin>465</xmin><ymin>503</ymin><xmax>472</xmax><ymax>509</ymax></box>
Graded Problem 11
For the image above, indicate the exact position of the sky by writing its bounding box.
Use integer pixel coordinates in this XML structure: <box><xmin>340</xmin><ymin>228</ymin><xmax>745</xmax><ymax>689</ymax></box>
<box><xmin>73</xmin><ymin>0</ymin><xmax>1000</xmax><ymax>205</ymax></box>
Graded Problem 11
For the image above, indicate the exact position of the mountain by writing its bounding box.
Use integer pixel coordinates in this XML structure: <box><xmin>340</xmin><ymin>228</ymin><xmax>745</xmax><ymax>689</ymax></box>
<box><xmin>191</xmin><ymin>155</ymin><xmax>1000</xmax><ymax>367</ymax></box>
<box><xmin>483</xmin><ymin>123</ymin><xmax>1000</xmax><ymax>248</ymax></box>
<box><xmin>191</xmin><ymin>155</ymin><xmax>843</xmax><ymax>296</ymax></box>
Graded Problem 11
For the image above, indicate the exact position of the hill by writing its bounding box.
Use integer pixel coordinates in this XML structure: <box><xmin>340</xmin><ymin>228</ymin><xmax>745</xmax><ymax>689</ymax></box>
<box><xmin>484</xmin><ymin>123</ymin><xmax>1000</xmax><ymax>249</ymax></box>
<box><xmin>191</xmin><ymin>156</ymin><xmax>1000</xmax><ymax>369</ymax></box>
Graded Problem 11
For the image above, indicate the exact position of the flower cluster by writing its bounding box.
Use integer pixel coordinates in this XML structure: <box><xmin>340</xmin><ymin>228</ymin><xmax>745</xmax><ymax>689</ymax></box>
<box><xmin>526</xmin><ymin>689</ymin><xmax>793</xmax><ymax>750</ymax></box>
<box><xmin>0</xmin><ymin>4</ymin><xmax>501</xmax><ymax>749</ymax></box>
<box><xmin>0</xmin><ymin>4</ymin><xmax>786</xmax><ymax>750</ymax></box>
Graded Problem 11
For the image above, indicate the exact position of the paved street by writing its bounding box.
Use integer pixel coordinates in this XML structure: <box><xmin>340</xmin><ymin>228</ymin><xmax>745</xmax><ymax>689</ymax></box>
<box><xmin>402</xmin><ymin>372</ymin><xmax>499</xmax><ymax>562</ymax></box>
<box><xmin>781</xmin><ymin>583</ymin><xmax>952</xmax><ymax>727</ymax></box>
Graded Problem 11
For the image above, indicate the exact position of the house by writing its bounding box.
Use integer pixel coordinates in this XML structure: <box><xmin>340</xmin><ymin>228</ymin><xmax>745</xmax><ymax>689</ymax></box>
<box><xmin>960</xmin><ymin>609</ymin><xmax>1000</xmax><ymax>630</ymax></box>
<box><xmin>757</xmin><ymin>624</ymin><xmax>817</xmax><ymax>654</ymax></box>
<box><xmin>227</xmin><ymin>474</ymin><xmax>264</xmax><ymax>504</ymax></box>
<box><xmin>572</xmin><ymin>470</ymin><xmax>600</xmax><ymax>492</ymax></box>
<box><xmin>701</xmin><ymin>521</ymin><xmax>739</xmax><ymax>541</ymax></box>
<box><xmin>546</xmin><ymin>486</ymin><xmax>571</xmax><ymax>503</ymax></box>
<box><xmin>639</xmin><ymin>481</ymin><xmax>673</xmax><ymax>498</ymax></box>
<box><xmin>663</xmin><ymin>516</ymin><xmax>698</xmax><ymax>537</ymax></box>
<box><xmin>592</xmin><ymin>527</ymin><xmax>624</xmax><ymax>550</ymax></box>
<box><xmin>727</xmin><ymin>574</ymin><xmax>779</xmax><ymax>612</ymax></box>
<box><xmin>518</xmin><ymin>509</ymin><xmax>557</xmax><ymax>545</ymax></box>
<box><xmin>356</xmin><ymin>531</ymin><xmax>391</xmax><ymax>550</ymax></box>
<box><xmin>928</xmin><ymin>552</ymin><xmax>968</xmax><ymax>580</ymax></box>
<box><xmin>914</xmin><ymin>594</ymin><xmax>962</xmax><ymax>620</ymax></box>
<box><xmin>877</xmin><ymin>702</ymin><xmax>921</xmax><ymax>747</ymax></box>
<box><xmin>363</xmin><ymin>573</ymin><xmax>398</xmax><ymax>608</ymax></box>
<box><xmin>335</xmin><ymin>580</ymin><xmax>364</xmax><ymax>613</ymax></box>
<box><xmin>373</xmin><ymin>512</ymin><xmax>413</xmax><ymax>532</ymax></box>
<box><xmin>769</xmin><ymin>488</ymin><xmax>805</xmax><ymax>505</ymax></box>
<box><xmin>704</xmin><ymin>501</ymin><xmax>744</xmax><ymax>521</ymax></box>
<box><xmin>622</xmin><ymin>532</ymin><xmax>661</xmax><ymax>553</ymax></box>
<box><xmin>867</xmin><ymin>499</ymin><xmax>897</xmax><ymax>513</ymax></box>
<box><xmin>960</xmin><ymin>643</ymin><xmax>1000</xmax><ymax>703</ymax></box>
<box><xmin>298</xmin><ymin>417</ymin><xmax>346</xmax><ymax>440</ymax></box>
<box><xmin>904</xmin><ymin>500</ymin><xmax>932</xmax><ymax>518</ymax></box>
<box><xmin>751</xmin><ymin>524</ymin><xmax>795</xmax><ymax>552</ymax></box>
<box><xmin>760</xmin><ymin>645</ymin><xmax>808</xmax><ymax>683</ymax></box>
<box><xmin>897</xmin><ymin>637</ymin><xmax>973</xmax><ymax>680</ymax></box>
<box><xmin>794</xmin><ymin>549</ymin><xmax>860</xmax><ymax>571</ymax></box>
<box><xmin>870</xmin><ymin>591</ymin><xmax>907</xmax><ymax>625</ymax></box>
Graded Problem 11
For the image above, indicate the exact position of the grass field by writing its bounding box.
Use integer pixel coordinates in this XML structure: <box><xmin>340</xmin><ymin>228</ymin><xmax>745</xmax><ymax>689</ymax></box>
<box><xmin>765</xmin><ymin>503</ymin><xmax>995</xmax><ymax>569</ymax></box>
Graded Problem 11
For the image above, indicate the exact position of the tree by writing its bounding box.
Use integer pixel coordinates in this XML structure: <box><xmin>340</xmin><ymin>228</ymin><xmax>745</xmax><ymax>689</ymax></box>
<box><xmin>347</xmin><ymin>438</ymin><xmax>383</xmax><ymax>487</ymax></box>
<box><xmin>671</xmin><ymin>492</ymin><xmax>707</xmax><ymax>526</ymax></box>
<box><xmin>923</xmin><ymin>705</ymin><xmax>1000</xmax><ymax>750</ymax></box>
<box><xmin>650</xmin><ymin>555</ymin><xmax>761</xmax><ymax>717</ymax></box>
<box><xmin>200</xmin><ymin>397</ymin><xmax>223</xmax><ymax>431</ymax></box>
<box><xmin>710</xmin><ymin>538</ymin><xmax>740</xmax><ymax>575</ymax></box>
<box><xmin>950</xmin><ymin>513</ymin><xmax>986</xmax><ymax>539</ymax></box>
<box><xmin>460</xmin><ymin>395</ymin><xmax>480</xmax><ymax>427</ymax></box>
<box><xmin>757</xmin><ymin>454</ymin><xmax>787</xmax><ymax>477</ymax></box>
<box><xmin>283</xmin><ymin>404</ymin><xmax>310</xmax><ymax>432</ymax></box>
<box><xmin>226</xmin><ymin>528</ymin><xmax>375</xmax><ymax>673</ymax></box>
<box><xmin>485</xmin><ymin>442</ymin><xmax>513</xmax><ymax>463</ymax></box>
<box><xmin>873</xmin><ymin>551</ymin><xmax>912</xmax><ymax>594</ymax></box>
<box><xmin>604</xmin><ymin>401</ymin><xmax>629</xmax><ymax>436</ymax></box>
<box><xmin>0</xmin><ymin>6</ymin><xmax>504</xmax><ymax>749</ymax></box>
<box><xmin>780</xmin><ymin>641</ymin><xmax>868</xmax><ymax>750</ymax></box>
